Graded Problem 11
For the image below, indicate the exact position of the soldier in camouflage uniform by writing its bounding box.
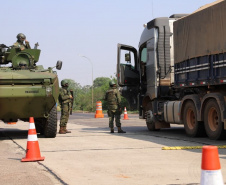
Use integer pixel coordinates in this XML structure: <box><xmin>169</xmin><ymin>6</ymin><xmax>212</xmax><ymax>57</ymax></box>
<box><xmin>13</xmin><ymin>33</ymin><xmax>31</xmax><ymax>50</ymax></box>
<box><xmin>105</xmin><ymin>80</ymin><xmax>126</xmax><ymax>133</ymax></box>
<box><xmin>58</xmin><ymin>80</ymin><xmax>73</xmax><ymax>134</ymax></box>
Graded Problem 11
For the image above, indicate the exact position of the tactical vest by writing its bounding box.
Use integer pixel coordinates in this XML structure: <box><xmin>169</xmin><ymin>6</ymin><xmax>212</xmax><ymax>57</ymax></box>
<box><xmin>107</xmin><ymin>89</ymin><xmax>118</xmax><ymax>104</ymax></box>
<box><xmin>106</xmin><ymin>89</ymin><xmax>119</xmax><ymax>111</ymax></box>
<box><xmin>58</xmin><ymin>88</ymin><xmax>71</xmax><ymax>104</ymax></box>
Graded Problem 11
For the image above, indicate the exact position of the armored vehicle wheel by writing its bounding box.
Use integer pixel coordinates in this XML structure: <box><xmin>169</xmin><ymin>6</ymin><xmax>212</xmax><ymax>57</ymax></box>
<box><xmin>35</xmin><ymin>106</ymin><xmax>57</xmax><ymax>137</ymax></box>
<box><xmin>44</xmin><ymin>105</ymin><xmax>57</xmax><ymax>138</ymax></box>
<box><xmin>146</xmin><ymin>110</ymin><xmax>159</xmax><ymax>131</ymax></box>
<box><xmin>183</xmin><ymin>101</ymin><xmax>205</xmax><ymax>137</ymax></box>
<box><xmin>35</xmin><ymin>120</ymin><xmax>44</xmax><ymax>135</ymax></box>
<box><xmin>204</xmin><ymin>99</ymin><xmax>224</xmax><ymax>140</ymax></box>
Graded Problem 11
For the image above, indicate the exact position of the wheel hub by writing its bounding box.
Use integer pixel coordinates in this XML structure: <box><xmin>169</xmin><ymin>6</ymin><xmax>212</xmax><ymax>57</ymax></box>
<box><xmin>186</xmin><ymin>108</ymin><xmax>195</xmax><ymax>129</ymax></box>
<box><xmin>208</xmin><ymin>107</ymin><xmax>218</xmax><ymax>131</ymax></box>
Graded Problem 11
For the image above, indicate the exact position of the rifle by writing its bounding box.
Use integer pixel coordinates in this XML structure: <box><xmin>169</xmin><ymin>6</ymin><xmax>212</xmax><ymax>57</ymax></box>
<box><xmin>34</xmin><ymin>42</ymin><xmax>39</xmax><ymax>49</ymax></box>
<box><xmin>70</xmin><ymin>90</ymin><xmax>74</xmax><ymax>115</ymax></box>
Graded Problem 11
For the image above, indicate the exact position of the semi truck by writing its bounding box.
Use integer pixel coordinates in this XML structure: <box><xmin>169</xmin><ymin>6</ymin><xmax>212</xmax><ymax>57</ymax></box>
<box><xmin>117</xmin><ymin>0</ymin><xmax>226</xmax><ymax>140</ymax></box>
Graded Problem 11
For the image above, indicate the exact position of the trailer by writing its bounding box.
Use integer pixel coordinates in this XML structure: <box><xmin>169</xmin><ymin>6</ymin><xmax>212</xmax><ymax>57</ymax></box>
<box><xmin>117</xmin><ymin>0</ymin><xmax>226</xmax><ymax>140</ymax></box>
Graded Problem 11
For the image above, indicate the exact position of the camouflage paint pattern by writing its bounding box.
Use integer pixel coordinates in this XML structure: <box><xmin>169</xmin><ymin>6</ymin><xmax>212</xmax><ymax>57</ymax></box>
<box><xmin>13</xmin><ymin>41</ymin><xmax>31</xmax><ymax>50</ymax></box>
<box><xmin>0</xmin><ymin>48</ymin><xmax>59</xmax><ymax>122</ymax></box>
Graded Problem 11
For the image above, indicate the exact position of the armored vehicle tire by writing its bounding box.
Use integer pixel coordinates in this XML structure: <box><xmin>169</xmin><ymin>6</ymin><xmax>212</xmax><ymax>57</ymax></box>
<box><xmin>146</xmin><ymin>110</ymin><xmax>160</xmax><ymax>131</ymax></box>
<box><xmin>35</xmin><ymin>121</ymin><xmax>44</xmax><ymax>135</ymax></box>
<box><xmin>35</xmin><ymin>106</ymin><xmax>57</xmax><ymax>138</ymax></box>
<box><xmin>204</xmin><ymin>99</ymin><xmax>225</xmax><ymax>140</ymax></box>
<box><xmin>183</xmin><ymin>101</ymin><xmax>205</xmax><ymax>137</ymax></box>
<box><xmin>44</xmin><ymin>105</ymin><xmax>57</xmax><ymax>138</ymax></box>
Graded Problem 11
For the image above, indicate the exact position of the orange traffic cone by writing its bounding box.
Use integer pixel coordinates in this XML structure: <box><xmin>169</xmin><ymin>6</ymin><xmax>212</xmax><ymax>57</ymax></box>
<box><xmin>123</xmin><ymin>107</ymin><xmax>129</xmax><ymax>120</ymax></box>
<box><xmin>21</xmin><ymin>117</ymin><xmax>45</xmax><ymax>162</ymax></box>
<box><xmin>94</xmin><ymin>101</ymin><xmax>104</xmax><ymax>118</ymax></box>
<box><xmin>200</xmin><ymin>146</ymin><xmax>224</xmax><ymax>185</ymax></box>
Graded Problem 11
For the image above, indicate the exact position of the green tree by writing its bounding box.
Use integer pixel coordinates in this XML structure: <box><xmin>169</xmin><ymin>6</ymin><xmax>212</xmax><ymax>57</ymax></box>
<box><xmin>59</xmin><ymin>76</ymin><xmax>132</xmax><ymax>112</ymax></box>
<box><xmin>93</xmin><ymin>77</ymin><xmax>111</xmax><ymax>88</ymax></box>
<box><xmin>63</xmin><ymin>79</ymin><xmax>83</xmax><ymax>110</ymax></box>
<box><xmin>82</xmin><ymin>85</ymin><xmax>91</xmax><ymax>93</ymax></box>
<box><xmin>92</xmin><ymin>77</ymin><xmax>111</xmax><ymax>111</ymax></box>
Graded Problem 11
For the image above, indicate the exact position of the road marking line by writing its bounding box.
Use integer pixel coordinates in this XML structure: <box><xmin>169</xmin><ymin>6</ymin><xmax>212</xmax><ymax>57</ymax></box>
<box><xmin>162</xmin><ymin>145</ymin><xmax>226</xmax><ymax>150</ymax></box>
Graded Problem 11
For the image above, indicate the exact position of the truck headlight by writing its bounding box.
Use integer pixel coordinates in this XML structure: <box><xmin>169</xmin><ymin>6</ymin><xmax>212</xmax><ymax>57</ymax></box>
<box><xmin>46</xmin><ymin>86</ymin><xmax>52</xmax><ymax>96</ymax></box>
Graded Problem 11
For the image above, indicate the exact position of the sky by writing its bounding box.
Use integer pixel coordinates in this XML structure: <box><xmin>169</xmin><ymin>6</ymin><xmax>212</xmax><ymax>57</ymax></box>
<box><xmin>1</xmin><ymin>0</ymin><xmax>215</xmax><ymax>86</ymax></box>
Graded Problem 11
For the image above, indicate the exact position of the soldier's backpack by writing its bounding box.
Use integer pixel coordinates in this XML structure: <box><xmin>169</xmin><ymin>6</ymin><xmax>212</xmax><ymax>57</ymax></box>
<box><xmin>106</xmin><ymin>89</ymin><xmax>117</xmax><ymax>105</ymax></box>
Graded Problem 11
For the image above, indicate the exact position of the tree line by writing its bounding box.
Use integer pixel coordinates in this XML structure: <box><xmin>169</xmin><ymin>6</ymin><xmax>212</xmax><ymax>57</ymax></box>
<box><xmin>61</xmin><ymin>77</ymin><xmax>130</xmax><ymax>112</ymax></box>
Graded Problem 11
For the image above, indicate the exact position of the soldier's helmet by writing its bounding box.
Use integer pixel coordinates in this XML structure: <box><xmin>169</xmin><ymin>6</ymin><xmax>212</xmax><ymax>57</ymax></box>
<box><xmin>109</xmin><ymin>80</ymin><xmax>116</xmax><ymax>86</ymax></box>
<box><xmin>17</xmin><ymin>33</ymin><xmax>26</xmax><ymax>42</ymax></box>
<box><xmin>61</xmin><ymin>80</ymin><xmax>68</xmax><ymax>87</ymax></box>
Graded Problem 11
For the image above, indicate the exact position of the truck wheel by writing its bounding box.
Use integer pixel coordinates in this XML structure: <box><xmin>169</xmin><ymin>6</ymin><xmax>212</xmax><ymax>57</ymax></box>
<box><xmin>183</xmin><ymin>101</ymin><xmax>204</xmax><ymax>137</ymax></box>
<box><xmin>204</xmin><ymin>100</ymin><xmax>224</xmax><ymax>140</ymax></box>
<box><xmin>44</xmin><ymin>105</ymin><xmax>57</xmax><ymax>138</ymax></box>
<box><xmin>146</xmin><ymin>110</ymin><xmax>159</xmax><ymax>131</ymax></box>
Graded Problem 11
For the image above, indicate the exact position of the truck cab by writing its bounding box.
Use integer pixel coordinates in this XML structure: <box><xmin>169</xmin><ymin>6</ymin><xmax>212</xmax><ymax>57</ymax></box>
<box><xmin>117</xmin><ymin>15</ymin><xmax>187</xmax><ymax>122</ymax></box>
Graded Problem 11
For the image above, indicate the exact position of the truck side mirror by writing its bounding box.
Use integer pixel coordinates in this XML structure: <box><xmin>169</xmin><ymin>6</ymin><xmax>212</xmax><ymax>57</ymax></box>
<box><xmin>125</xmin><ymin>53</ymin><xmax>131</xmax><ymax>63</ymax></box>
<box><xmin>56</xmin><ymin>60</ymin><xmax>62</xmax><ymax>70</ymax></box>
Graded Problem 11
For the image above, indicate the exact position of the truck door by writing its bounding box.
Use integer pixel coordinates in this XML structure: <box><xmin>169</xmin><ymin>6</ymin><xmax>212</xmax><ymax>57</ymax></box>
<box><xmin>117</xmin><ymin>44</ymin><xmax>139</xmax><ymax>110</ymax></box>
<box><xmin>146</xmin><ymin>38</ymin><xmax>158</xmax><ymax>99</ymax></box>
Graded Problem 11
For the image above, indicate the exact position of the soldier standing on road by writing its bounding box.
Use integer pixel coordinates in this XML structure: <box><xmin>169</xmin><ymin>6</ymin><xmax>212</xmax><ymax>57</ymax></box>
<box><xmin>58</xmin><ymin>80</ymin><xmax>73</xmax><ymax>134</ymax></box>
<box><xmin>105</xmin><ymin>80</ymin><xmax>126</xmax><ymax>133</ymax></box>
<box><xmin>13</xmin><ymin>33</ymin><xmax>31</xmax><ymax>50</ymax></box>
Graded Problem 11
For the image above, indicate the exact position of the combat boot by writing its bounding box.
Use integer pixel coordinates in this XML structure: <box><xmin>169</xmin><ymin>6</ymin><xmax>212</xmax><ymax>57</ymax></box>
<box><xmin>118</xmin><ymin>127</ymin><xmax>126</xmax><ymax>133</ymax></box>
<box><xmin>59</xmin><ymin>126</ymin><xmax>66</xmax><ymax>134</ymax></box>
<box><xmin>64</xmin><ymin>126</ymin><xmax>71</xmax><ymax>133</ymax></box>
<box><xmin>110</xmin><ymin>128</ymin><xmax>114</xmax><ymax>133</ymax></box>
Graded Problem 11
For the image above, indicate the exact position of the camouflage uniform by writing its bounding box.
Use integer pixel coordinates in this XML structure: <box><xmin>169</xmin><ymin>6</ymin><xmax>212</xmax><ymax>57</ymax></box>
<box><xmin>59</xmin><ymin>82</ymin><xmax>72</xmax><ymax>134</ymax></box>
<box><xmin>105</xmin><ymin>82</ymin><xmax>126</xmax><ymax>133</ymax></box>
<box><xmin>13</xmin><ymin>33</ymin><xmax>31</xmax><ymax>50</ymax></box>
<box><xmin>13</xmin><ymin>41</ymin><xmax>31</xmax><ymax>50</ymax></box>
<box><xmin>59</xmin><ymin>87</ymin><xmax>71</xmax><ymax>127</ymax></box>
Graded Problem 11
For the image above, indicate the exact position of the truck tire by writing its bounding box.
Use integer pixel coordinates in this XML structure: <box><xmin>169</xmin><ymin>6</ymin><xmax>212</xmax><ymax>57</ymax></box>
<box><xmin>44</xmin><ymin>105</ymin><xmax>57</xmax><ymax>138</ymax></box>
<box><xmin>183</xmin><ymin>101</ymin><xmax>204</xmax><ymax>137</ymax></box>
<box><xmin>146</xmin><ymin>110</ymin><xmax>159</xmax><ymax>131</ymax></box>
<box><xmin>204</xmin><ymin>99</ymin><xmax>224</xmax><ymax>140</ymax></box>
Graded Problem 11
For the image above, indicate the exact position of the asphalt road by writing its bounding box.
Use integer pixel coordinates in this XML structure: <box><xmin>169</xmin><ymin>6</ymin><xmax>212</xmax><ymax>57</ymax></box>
<box><xmin>1</xmin><ymin>113</ymin><xmax>226</xmax><ymax>185</ymax></box>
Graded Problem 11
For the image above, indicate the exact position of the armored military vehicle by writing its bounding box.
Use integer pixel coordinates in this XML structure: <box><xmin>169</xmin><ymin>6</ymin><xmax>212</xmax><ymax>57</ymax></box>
<box><xmin>0</xmin><ymin>43</ymin><xmax>62</xmax><ymax>138</ymax></box>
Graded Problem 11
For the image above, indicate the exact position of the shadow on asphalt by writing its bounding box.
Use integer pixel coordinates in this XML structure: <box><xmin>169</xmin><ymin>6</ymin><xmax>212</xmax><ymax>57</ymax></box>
<box><xmin>0</xmin><ymin>128</ymin><xmax>47</xmax><ymax>140</ymax></box>
<box><xmin>57</xmin><ymin>112</ymin><xmax>138</xmax><ymax>120</ymax></box>
<box><xmin>0</xmin><ymin>129</ymin><xmax>28</xmax><ymax>139</ymax></box>
<box><xmin>67</xmin><ymin>113</ymin><xmax>226</xmax><ymax>156</ymax></box>
<box><xmin>2</xmin><ymin>113</ymin><xmax>226</xmax><ymax>156</ymax></box>
<box><xmin>80</xmin><ymin>125</ymin><xmax>226</xmax><ymax>156</ymax></box>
